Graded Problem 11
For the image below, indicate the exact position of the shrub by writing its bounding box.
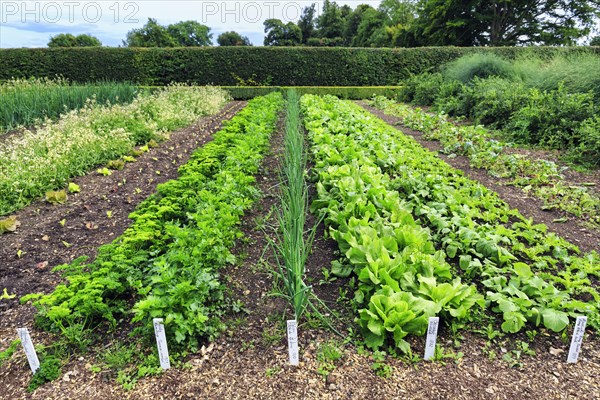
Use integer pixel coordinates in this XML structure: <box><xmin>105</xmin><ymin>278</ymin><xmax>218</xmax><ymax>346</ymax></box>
<box><xmin>443</xmin><ymin>53</ymin><xmax>520</xmax><ymax>85</ymax></box>
<box><xmin>506</xmin><ymin>85</ymin><xmax>596</xmax><ymax>148</ymax></box>
<box><xmin>569</xmin><ymin>116</ymin><xmax>600</xmax><ymax>166</ymax></box>
<box><xmin>469</xmin><ymin>77</ymin><xmax>530</xmax><ymax>128</ymax></box>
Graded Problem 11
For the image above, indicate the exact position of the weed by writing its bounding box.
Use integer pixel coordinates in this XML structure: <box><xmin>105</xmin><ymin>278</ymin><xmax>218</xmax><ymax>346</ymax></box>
<box><xmin>27</xmin><ymin>354</ymin><xmax>62</xmax><ymax>392</ymax></box>
<box><xmin>265</xmin><ymin>366</ymin><xmax>281</xmax><ymax>377</ymax></box>
<box><xmin>371</xmin><ymin>351</ymin><xmax>392</xmax><ymax>378</ymax></box>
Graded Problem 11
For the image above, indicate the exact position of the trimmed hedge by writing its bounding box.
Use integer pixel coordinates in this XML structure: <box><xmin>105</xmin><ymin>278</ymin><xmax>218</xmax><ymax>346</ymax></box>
<box><xmin>223</xmin><ymin>86</ymin><xmax>402</xmax><ymax>99</ymax></box>
<box><xmin>1</xmin><ymin>47</ymin><xmax>599</xmax><ymax>86</ymax></box>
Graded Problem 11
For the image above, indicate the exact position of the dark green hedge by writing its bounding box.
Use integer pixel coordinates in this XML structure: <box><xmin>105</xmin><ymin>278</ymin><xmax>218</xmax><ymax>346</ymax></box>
<box><xmin>221</xmin><ymin>86</ymin><xmax>402</xmax><ymax>99</ymax></box>
<box><xmin>1</xmin><ymin>47</ymin><xmax>598</xmax><ymax>86</ymax></box>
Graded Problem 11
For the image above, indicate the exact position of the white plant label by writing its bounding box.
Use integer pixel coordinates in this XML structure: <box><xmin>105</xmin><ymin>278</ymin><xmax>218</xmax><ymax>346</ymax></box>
<box><xmin>153</xmin><ymin>318</ymin><xmax>171</xmax><ymax>370</ymax></box>
<box><xmin>567</xmin><ymin>316</ymin><xmax>587</xmax><ymax>363</ymax></box>
<box><xmin>17</xmin><ymin>328</ymin><xmax>40</xmax><ymax>373</ymax></box>
<box><xmin>424</xmin><ymin>317</ymin><xmax>439</xmax><ymax>361</ymax></box>
<box><xmin>287</xmin><ymin>319</ymin><xmax>299</xmax><ymax>366</ymax></box>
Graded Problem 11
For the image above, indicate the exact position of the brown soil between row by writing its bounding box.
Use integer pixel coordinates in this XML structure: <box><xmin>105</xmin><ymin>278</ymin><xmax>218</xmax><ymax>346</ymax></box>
<box><xmin>0</xmin><ymin>102</ymin><xmax>598</xmax><ymax>400</ymax></box>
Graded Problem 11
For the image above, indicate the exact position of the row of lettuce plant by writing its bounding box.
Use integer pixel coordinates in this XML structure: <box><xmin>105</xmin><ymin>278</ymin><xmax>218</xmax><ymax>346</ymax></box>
<box><xmin>0</xmin><ymin>84</ymin><xmax>230</xmax><ymax>216</ymax></box>
<box><xmin>301</xmin><ymin>95</ymin><xmax>599</xmax><ymax>353</ymax></box>
<box><xmin>368</xmin><ymin>96</ymin><xmax>600</xmax><ymax>228</ymax></box>
<box><xmin>22</xmin><ymin>93</ymin><xmax>284</xmax><ymax>355</ymax></box>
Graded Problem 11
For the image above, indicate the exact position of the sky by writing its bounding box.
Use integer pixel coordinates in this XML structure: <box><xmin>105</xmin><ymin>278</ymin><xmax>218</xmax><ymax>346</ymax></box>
<box><xmin>0</xmin><ymin>0</ymin><xmax>381</xmax><ymax>48</ymax></box>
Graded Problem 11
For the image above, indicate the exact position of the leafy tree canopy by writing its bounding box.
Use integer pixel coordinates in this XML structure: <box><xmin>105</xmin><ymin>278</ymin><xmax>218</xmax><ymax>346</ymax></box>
<box><xmin>264</xmin><ymin>19</ymin><xmax>302</xmax><ymax>46</ymax></box>
<box><xmin>124</xmin><ymin>18</ymin><xmax>212</xmax><ymax>47</ymax></box>
<box><xmin>48</xmin><ymin>33</ymin><xmax>101</xmax><ymax>47</ymax></box>
<box><xmin>217</xmin><ymin>31</ymin><xmax>252</xmax><ymax>46</ymax></box>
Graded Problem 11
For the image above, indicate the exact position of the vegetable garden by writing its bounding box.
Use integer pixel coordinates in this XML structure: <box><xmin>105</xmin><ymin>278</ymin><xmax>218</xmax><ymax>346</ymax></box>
<box><xmin>0</xmin><ymin>51</ymin><xmax>599</xmax><ymax>399</ymax></box>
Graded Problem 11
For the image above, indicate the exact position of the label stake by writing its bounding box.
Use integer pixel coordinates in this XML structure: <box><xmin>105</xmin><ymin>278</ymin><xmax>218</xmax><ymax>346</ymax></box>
<box><xmin>424</xmin><ymin>317</ymin><xmax>439</xmax><ymax>361</ymax></box>
<box><xmin>567</xmin><ymin>316</ymin><xmax>587</xmax><ymax>363</ymax></box>
<box><xmin>16</xmin><ymin>328</ymin><xmax>40</xmax><ymax>373</ymax></box>
<box><xmin>287</xmin><ymin>319</ymin><xmax>299</xmax><ymax>366</ymax></box>
<box><xmin>153</xmin><ymin>318</ymin><xmax>171</xmax><ymax>370</ymax></box>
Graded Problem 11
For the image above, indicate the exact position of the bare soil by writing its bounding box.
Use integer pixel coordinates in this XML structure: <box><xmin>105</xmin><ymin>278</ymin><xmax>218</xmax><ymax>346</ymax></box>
<box><xmin>0</xmin><ymin>103</ymin><xmax>599</xmax><ymax>400</ymax></box>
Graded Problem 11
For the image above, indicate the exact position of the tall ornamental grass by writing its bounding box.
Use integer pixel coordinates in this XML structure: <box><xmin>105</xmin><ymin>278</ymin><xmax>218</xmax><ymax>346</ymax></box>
<box><xmin>0</xmin><ymin>78</ymin><xmax>137</xmax><ymax>132</ymax></box>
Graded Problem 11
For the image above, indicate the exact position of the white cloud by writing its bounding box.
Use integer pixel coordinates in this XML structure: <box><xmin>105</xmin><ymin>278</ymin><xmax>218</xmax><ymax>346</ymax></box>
<box><xmin>0</xmin><ymin>0</ymin><xmax>380</xmax><ymax>47</ymax></box>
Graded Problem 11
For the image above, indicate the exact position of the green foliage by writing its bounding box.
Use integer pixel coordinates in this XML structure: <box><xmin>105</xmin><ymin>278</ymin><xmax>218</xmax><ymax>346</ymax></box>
<box><xmin>67</xmin><ymin>182</ymin><xmax>80</xmax><ymax>193</ymax></box>
<box><xmin>570</xmin><ymin>116</ymin><xmax>600</xmax><ymax>167</ymax></box>
<box><xmin>398</xmin><ymin>73</ymin><xmax>445</xmax><ymax>105</ymax></box>
<box><xmin>106</xmin><ymin>160</ymin><xmax>125</xmax><ymax>170</ymax></box>
<box><xmin>124</xmin><ymin>18</ymin><xmax>212</xmax><ymax>47</ymax></box>
<box><xmin>370</xmin><ymin>350</ymin><xmax>392</xmax><ymax>378</ymax></box>
<box><xmin>270</xmin><ymin>90</ymin><xmax>315</xmax><ymax>320</ymax></box>
<box><xmin>392</xmin><ymin>51</ymin><xmax>600</xmax><ymax>163</ymax></box>
<box><xmin>513</xmin><ymin>53</ymin><xmax>600</xmax><ymax>101</ymax></box>
<box><xmin>506</xmin><ymin>85</ymin><xmax>596</xmax><ymax>149</ymax></box>
<box><xmin>298</xmin><ymin>4</ymin><xmax>317</xmax><ymax>44</ymax></box>
<box><xmin>303</xmin><ymin>95</ymin><xmax>483</xmax><ymax>353</ymax></box>
<box><xmin>217</xmin><ymin>31</ymin><xmax>252</xmax><ymax>46</ymax></box>
<box><xmin>443</xmin><ymin>53</ymin><xmax>519</xmax><ymax>85</ymax></box>
<box><xmin>0</xmin><ymin>216</ymin><xmax>20</xmax><ymax>234</ymax></box>
<box><xmin>0</xmin><ymin>85</ymin><xmax>229</xmax><ymax>216</ymax></box>
<box><xmin>23</xmin><ymin>93</ymin><xmax>283</xmax><ymax>356</ymax></box>
<box><xmin>27</xmin><ymin>355</ymin><xmax>62</xmax><ymax>392</ymax></box>
<box><xmin>412</xmin><ymin>0</ymin><xmax>600</xmax><ymax>46</ymax></box>
<box><xmin>304</xmin><ymin>95</ymin><xmax>600</xmax><ymax>349</ymax></box>
<box><xmin>371</xmin><ymin>96</ymin><xmax>600</xmax><ymax>228</ymax></box>
<box><xmin>48</xmin><ymin>33</ymin><xmax>101</xmax><ymax>47</ymax></box>
<box><xmin>0</xmin><ymin>339</ymin><xmax>20</xmax><ymax>367</ymax></box>
<box><xmin>45</xmin><ymin>190</ymin><xmax>67</xmax><ymax>204</ymax></box>
<box><xmin>3</xmin><ymin>47</ymin><xmax>598</xmax><ymax>86</ymax></box>
<box><xmin>167</xmin><ymin>21</ymin><xmax>213</xmax><ymax>47</ymax></box>
<box><xmin>0</xmin><ymin>78</ymin><xmax>136</xmax><ymax>133</ymax></box>
<box><xmin>263</xmin><ymin>19</ymin><xmax>302</xmax><ymax>46</ymax></box>
<box><xmin>223</xmin><ymin>86</ymin><xmax>401</xmax><ymax>100</ymax></box>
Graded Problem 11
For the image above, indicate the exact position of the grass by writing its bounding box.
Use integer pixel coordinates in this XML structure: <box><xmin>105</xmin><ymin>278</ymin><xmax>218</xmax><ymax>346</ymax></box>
<box><xmin>514</xmin><ymin>52</ymin><xmax>600</xmax><ymax>101</ymax></box>
<box><xmin>0</xmin><ymin>78</ymin><xmax>138</xmax><ymax>133</ymax></box>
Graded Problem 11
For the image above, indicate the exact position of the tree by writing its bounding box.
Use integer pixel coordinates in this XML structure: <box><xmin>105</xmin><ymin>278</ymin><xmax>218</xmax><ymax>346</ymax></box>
<box><xmin>481</xmin><ymin>0</ymin><xmax>600</xmax><ymax>46</ymax></box>
<box><xmin>353</xmin><ymin>7</ymin><xmax>388</xmax><ymax>47</ymax></box>
<box><xmin>413</xmin><ymin>0</ymin><xmax>600</xmax><ymax>46</ymax></box>
<box><xmin>344</xmin><ymin>4</ymin><xmax>377</xmax><ymax>45</ymax></box>
<box><xmin>263</xmin><ymin>19</ymin><xmax>302</xmax><ymax>46</ymax></box>
<box><xmin>411</xmin><ymin>0</ymin><xmax>486</xmax><ymax>46</ymax></box>
<box><xmin>167</xmin><ymin>20</ymin><xmax>212</xmax><ymax>46</ymax></box>
<box><xmin>591</xmin><ymin>36</ymin><xmax>600</xmax><ymax>46</ymax></box>
<box><xmin>298</xmin><ymin>3</ymin><xmax>317</xmax><ymax>44</ymax></box>
<box><xmin>316</xmin><ymin>0</ymin><xmax>347</xmax><ymax>39</ymax></box>
<box><xmin>48</xmin><ymin>33</ymin><xmax>101</xmax><ymax>47</ymax></box>
<box><xmin>217</xmin><ymin>31</ymin><xmax>252</xmax><ymax>46</ymax></box>
<box><xmin>124</xmin><ymin>18</ymin><xmax>213</xmax><ymax>47</ymax></box>
<box><xmin>124</xmin><ymin>18</ymin><xmax>176</xmax><ymax>47</ymax></box>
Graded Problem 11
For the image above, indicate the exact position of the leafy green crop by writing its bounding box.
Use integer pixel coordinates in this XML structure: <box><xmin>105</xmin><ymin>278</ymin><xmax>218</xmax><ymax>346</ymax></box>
<box><xmin>370</xmin><ymin>96</ymin><xmax>600</xmax><ymax>228</ymax></box>
<box><xmin>302</xmin><ymin>95</ymin><xmax>599</xmax><ymax>351</ymax></box>
<box><xmin>22</xmin><ymin>93</ymin><xmax>284</xmax><ymax>354</ymax></box>
<box><xmin>302</xmin><ymin>95</ymin><xmax>484</xmax><ymax>352</ymax></box>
